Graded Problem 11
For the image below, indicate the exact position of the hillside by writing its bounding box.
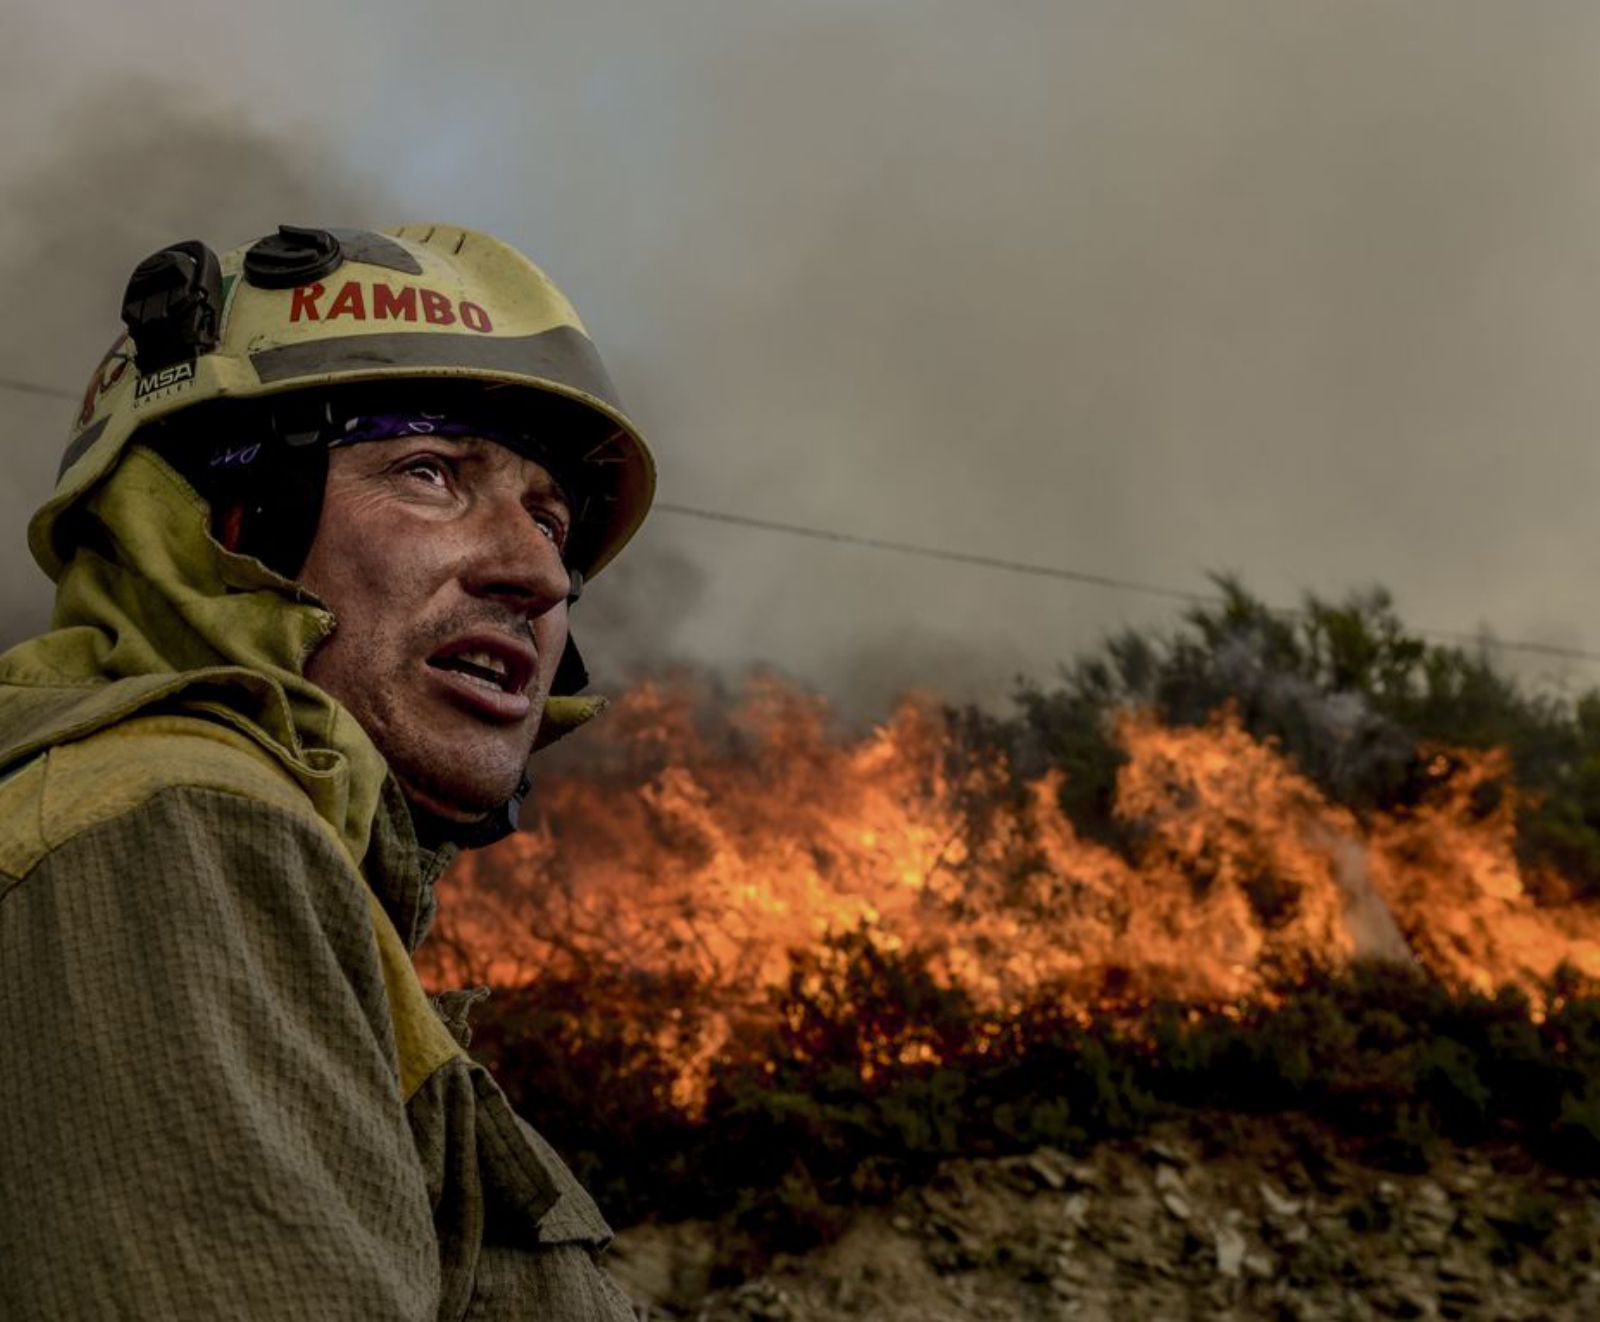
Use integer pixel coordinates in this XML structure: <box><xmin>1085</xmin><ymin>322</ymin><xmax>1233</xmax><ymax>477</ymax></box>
<box><xmin>611</xmin><ymin>1118</ymin><xmax>1600</xmax><ymax>1321</ymax></box>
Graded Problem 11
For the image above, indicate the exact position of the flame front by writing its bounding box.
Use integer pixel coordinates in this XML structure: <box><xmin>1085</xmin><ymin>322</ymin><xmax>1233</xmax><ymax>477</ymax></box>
<box><xmin>419</xmin><ymin>677</ymin><xmax>1600</xmax><ymax>1108</ymax></box>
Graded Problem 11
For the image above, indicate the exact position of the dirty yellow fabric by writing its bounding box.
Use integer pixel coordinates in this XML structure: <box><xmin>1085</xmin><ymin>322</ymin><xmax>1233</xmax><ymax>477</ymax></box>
<box><xmin>0</xmin><ymin>447</ymin><xmax>635</xmax><ymax>1319</ymax></box>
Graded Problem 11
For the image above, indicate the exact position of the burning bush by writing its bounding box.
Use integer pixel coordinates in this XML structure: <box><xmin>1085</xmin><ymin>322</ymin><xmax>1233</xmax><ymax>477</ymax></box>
<box><xmin>418</xmin><ymin>582</ymin><xmax>1600</xmax><ymax>1244</ymax></box>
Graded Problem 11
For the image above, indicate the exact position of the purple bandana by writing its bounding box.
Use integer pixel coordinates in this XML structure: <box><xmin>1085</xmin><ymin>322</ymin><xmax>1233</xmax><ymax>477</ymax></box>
<box><xmin>330</xmin><ymin>411</ymin><xmax>522</xmax><ymax>449</ymax></box>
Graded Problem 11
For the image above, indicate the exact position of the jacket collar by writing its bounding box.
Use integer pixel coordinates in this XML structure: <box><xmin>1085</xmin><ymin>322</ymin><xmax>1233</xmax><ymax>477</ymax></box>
<box><xmin>362</xmin><ymin>775</ymin><xmax>462</xmax><ymax>954</ymax></box>
<box><xmin>0</xmin><ymin>446</ymin><xmax>387</xmax><ymax>866</ymax></box>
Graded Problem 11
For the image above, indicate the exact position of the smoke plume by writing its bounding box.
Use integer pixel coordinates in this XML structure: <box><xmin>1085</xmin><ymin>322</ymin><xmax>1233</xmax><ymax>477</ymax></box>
<box><xmin>7</xmin><ymin>3</ymin><xmax>1600</xmax><ymax>709</ymax></box>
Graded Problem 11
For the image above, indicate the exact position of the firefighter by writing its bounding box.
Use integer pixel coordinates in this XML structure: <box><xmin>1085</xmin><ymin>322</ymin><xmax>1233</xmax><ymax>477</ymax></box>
<box><xmin>0</xmin><ymin>224</ymin><xmax>653</xmax><ymax>1318</ymax></box>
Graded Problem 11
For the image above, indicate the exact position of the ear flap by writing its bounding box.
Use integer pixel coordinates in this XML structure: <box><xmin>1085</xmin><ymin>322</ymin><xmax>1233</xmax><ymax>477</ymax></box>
<box><xmin>530</xmin><ymin>638</ymin><xmax>603</xmax><ymax>753</ymax></box>
<box><xmin>533</xmin><ymin>694</ymin><xmax>609</xmax><ymax>751</ymax></box>
<box><xmin>550</xmin><ymin>634</ymin><xmax>589</xmax><ymax>696</ymax></box>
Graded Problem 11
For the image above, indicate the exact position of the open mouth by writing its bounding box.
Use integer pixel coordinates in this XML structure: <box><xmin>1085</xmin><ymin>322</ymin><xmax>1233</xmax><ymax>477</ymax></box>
<box><xmin>430</xmin><ymin>649</ymin><xmax>519</xmax><ymax>693</ymax></box>
<box><xmin>425</xmin><ymin>636</ymin><xmax>536</xmax><ymax>707</ymax></box>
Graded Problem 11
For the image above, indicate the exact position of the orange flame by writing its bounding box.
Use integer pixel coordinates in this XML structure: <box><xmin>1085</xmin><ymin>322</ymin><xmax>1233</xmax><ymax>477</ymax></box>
<box><xmin>418</xmin><ymin>677</ymin><xmax>1600</xmax><ymax>1107</ymax></box>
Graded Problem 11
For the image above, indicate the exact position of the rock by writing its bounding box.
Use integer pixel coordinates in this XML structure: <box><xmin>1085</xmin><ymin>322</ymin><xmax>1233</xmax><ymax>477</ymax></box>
<box><xmin>1258</xmin><ymin>1181</ymin><xmax>1303</xmax><ymax>1219</ymax></box>
<box><xmin>1053</xmin><ymin>1249</ymin><xmax>1088</xmax><ymax>1284</ymax></box>
<box><xmin>607</xmin><ymin>1223</ymin><xmax>716</xmax><ymax>1314</ymax></box>
<box><xmin>1243</xmin><ymin>1250</ymin><xmax>1275</xmax><ymax>1280</ymax></box>
<box><xmin>1415</xmin><ymin>1180</ymin><xmax>1453</xmax><ymax>1221</ymax></box>
<box><xmin>669</xmin><ymin>1117</ymin><xmax>1600</xmax><ymax>1321</ymax></box>
<box><xmin>701</xmin><ymin>1280</ymin><xmax>797</xmax><ymax>1322</ymax></box>
<box><xmin>1154</xmin><ymin>1165</ymin><xmax>1186</xmax><ymax>1196</ymax></box>
<box><xmin>1144</xmin><ymin>1139</ymin><xmax>1190</xmax><ymax>1169</ymax></box>
<box><xmin>1214</xmin><ymin>1223</ymin><xmax>1247</xmax><ymax>1278</ymax></box>
<box><xmin>1062</xmin><ymin>1192</ymin><xmax>1091</xmax><ymax>1229</ymax></box>
<box><xmin>1064</xmin><ymin>1164</ymin><xmax>1104</xmax><ymax>1192</ymax></box>
<box><xmin>1373</xmin><ymin>1284</ymin><xmax>1430</xmax><ymax>1318</ymax></box>
<box><xmin>1153</xmin><ymin>1165</ymin><xmax>1192</xmax><ymax>1220</ymax></box>
<box><xmin>1007</xmin><ymin>1149</ymin><xmax>1073</xmax><ymax>1193</ymax></box>
<box><xmin>1408</xmin><ymin>1185</ymin><xmax>1455</xmax><ymax>1254</ymax></box>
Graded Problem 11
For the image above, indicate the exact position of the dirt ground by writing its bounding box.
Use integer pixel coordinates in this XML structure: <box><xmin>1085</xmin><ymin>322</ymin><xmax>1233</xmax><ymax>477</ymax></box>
<box><xmin>607</xmin><ymin>1117</ymin><xmax>1600</xmax><ymax>1321</ymax></box>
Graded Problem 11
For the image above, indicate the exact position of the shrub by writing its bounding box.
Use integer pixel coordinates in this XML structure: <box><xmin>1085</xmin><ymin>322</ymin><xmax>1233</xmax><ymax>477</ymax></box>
<box><xmin>958</xmin><ymin>579</ymin><xmax>1600</xmax><ymax>896</ymax></box>
<box><xmin>471</xmin><ymin>941</ymin><xmax>1600</xmax><ymax>1253</ymax></box>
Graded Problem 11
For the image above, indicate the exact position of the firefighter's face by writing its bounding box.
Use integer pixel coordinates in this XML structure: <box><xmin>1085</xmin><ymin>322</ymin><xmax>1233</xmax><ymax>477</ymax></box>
<box><xmin>297</xmin><ymin>435</ymin><xmax>572</xmax><ymax>822</ymax></box>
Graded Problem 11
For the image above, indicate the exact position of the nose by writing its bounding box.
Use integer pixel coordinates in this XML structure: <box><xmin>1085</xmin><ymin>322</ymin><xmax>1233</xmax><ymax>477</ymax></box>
<box><xmin>458</xmin><ymin>491</ymin><xmax>572</xmax><ymax>617</ymax></box>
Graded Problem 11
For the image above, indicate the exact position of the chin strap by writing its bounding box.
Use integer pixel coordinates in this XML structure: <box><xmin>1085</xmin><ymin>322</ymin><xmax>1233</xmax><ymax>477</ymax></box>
<box><xmin>494</xmin><ymin>771</ymin><xmax>534</xmax><ymax>841</ymax></box>
<box><xmin>410</xmin><ymin>771</ymin><xmax>532</xmax><ymax>852</ymax></box>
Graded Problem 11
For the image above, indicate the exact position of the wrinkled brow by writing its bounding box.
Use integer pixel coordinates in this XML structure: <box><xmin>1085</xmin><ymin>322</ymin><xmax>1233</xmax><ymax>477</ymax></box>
<box><xmin>423</xmin><ymin>434</ymin><xmax>573</xmax><ymax>513</ymax></box>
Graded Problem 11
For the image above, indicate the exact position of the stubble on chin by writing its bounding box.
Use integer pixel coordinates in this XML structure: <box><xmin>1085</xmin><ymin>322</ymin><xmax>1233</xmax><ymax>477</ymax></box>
<box><xmin>309</xmin><ymin>624</ymin><xmax>538</xmax><ymax>818</ymax></box>
<box><xmin>373</xmin><ymin>679</ymin><xmax>537</xmax><ymax>818</ymax></box>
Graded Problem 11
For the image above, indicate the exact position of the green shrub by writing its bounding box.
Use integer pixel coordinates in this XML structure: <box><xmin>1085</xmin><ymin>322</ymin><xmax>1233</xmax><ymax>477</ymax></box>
<box><xmin>957</xmin><ymin>578</ymin><xmax>1600</xmax><ymax>896</ymax></box>
<box><xmin>1549</xmin><ymin>1083</ymin><xmax>1600</xmax><ymax>1174</ymax></box>
<box><xmin>1413</xmin><ymin>1036</ymin><xmax>1490</xmax><ymax>1138</ymax></box>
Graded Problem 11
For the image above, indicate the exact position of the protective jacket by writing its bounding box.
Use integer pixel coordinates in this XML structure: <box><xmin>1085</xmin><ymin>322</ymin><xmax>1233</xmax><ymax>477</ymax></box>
<box><xmin>0</xmin><ymin>447</ymin><xmax>637</xmax><ymax>1319</ymax></box>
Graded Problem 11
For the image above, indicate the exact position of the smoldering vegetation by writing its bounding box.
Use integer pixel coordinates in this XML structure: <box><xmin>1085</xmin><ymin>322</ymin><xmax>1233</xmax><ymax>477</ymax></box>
<box><xmin>435</xmin><ymin>581</ymin><xmax>1600</xmax><ymax>1267</ymax></box>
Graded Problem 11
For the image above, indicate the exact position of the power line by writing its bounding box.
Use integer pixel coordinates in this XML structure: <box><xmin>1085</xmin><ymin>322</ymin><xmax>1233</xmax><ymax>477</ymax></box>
<box><xmin>655</xmin><ymin>502</ymin><xmax>1600</xmax><ymax>667</ymax></box>
<box><xmin>1401</xmin><ymin>628</ymin><xmax>1600</xmax><ymax>665</ymax></box>
<box><xmin>655</xmin><ymin>502</ymin><xmax>1214</xmax><ymax>606</ymax></box>
<box><xmin>0</xmin><ymin>377</ymin><xmax>76</xmax><ymax>403</ymax></box>
<box><xmin>6</xmin><ymin>375</ymin><xmax>1600</xmax><ymax>666</ymax></box>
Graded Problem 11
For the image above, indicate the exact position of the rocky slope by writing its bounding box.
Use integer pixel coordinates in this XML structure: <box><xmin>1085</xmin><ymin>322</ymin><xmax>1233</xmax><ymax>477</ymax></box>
<box><xmin>607</xmin><ymin>1117</ymin><xmax>1600</xmax><ymax>1320</ymax></box>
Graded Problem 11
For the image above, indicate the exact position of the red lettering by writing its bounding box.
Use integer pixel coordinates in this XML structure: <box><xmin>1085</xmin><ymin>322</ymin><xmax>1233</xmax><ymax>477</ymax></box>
<box><xmin>325</xmin><ymin>281</ymin><xmax>367</xmax><ymax>321</ymax></box>
<box><xmin>459</xmin><ymin>301</ymin><xmax>492</xmax><ymax>333</ymax></box>
<box><xmin>289</xmin><ymin>282</ymin><xmax>324</xmax><ymax>322</ymax></box>
<box><xmin>372</xmin><ymin>284</ymin><xmax>417</xmax><ymax>322</ymax></box>
<box><xmin>420</xmin><ymin>288</ymin><xmax>456</xmax><ymax>326</ymax></box>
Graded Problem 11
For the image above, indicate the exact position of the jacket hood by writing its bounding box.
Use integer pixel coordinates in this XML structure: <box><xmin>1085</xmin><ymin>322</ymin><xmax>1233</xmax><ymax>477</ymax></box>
<box><xmin>1</xmin><ymin>445</ymin><xmax>606</xmax><ymax>861</ymax></box>
<box><xmin>0</xmin><ymin>445</ymin><xmax>391</xmax><ymax>862</ymax></box>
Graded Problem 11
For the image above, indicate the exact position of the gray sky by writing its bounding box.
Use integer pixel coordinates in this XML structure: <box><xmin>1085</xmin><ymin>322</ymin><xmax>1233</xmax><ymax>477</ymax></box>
<box><xmin>6</xmin><ymin>1</ymin><xmax>1600</xmax><ymax>717</ymax></box>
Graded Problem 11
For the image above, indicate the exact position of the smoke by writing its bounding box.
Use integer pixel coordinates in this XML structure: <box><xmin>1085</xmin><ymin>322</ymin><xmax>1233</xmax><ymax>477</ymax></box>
<box><xmin>1323</xmin><ymin>832</ymin><xmax>1414</xmax><ymax>965</ymax></box>
<box><xmin>0</xmin><ymin>70</ymin><xmax>393</xmax><ymax>648</ymax></box>
<box><xmin>576</xmin><ymin>530</ymin><xmax>709</xmax><ymax>692</ymax></box>
<box><xmin>8</xmin><ymin>3</ymin><xmax>1600</xmax><ymax>710</ymax></box>
<box><xmin>1207</xmin><ymin>628</ymin><xmax>1417</xmax><ymax>803</ymax></box>
<box><xmin>0</xmin><ymin>53</ymin><xmax>704</xmax><ymax>683</ymax></box>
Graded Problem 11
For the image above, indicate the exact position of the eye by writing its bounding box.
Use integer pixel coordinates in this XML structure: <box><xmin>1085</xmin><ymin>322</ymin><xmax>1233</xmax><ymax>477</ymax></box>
<box><xmin>398</xmin><ymin>454</ymin><xmax>454</xmax><ymax>488</ymax></box>
<box><xmin>530</xmin><ymin>507</ymin><xmax>568</xmax><ymax>548</ymax></box>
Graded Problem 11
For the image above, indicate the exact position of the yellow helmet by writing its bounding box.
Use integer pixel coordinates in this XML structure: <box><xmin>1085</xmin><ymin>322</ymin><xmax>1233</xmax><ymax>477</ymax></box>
<box><xmin>34</xmin><ymin>223</ymin><xmax>655</xmax><ymax>581</ymax></box>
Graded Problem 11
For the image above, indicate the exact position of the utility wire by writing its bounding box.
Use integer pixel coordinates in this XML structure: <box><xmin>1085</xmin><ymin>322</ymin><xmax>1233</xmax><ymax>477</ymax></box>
<box><xmin>6</xmin><ymin>375</ymin><xmax>1599</xmax><ymax>666</ymax></box>
<box><xmin>655</xmin><ymin>504</ymin><xmax>1600</xmax><ymax>667</ymax></box>
<box><xmin>655</xmin><ymin>502</ymin><xmax>1214</xmax><ymax>606</ymax></box>
<box><xmin>0</xmin><ymin>377</ymin><xmax>76</xmax><ymax>403</ymax></box>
